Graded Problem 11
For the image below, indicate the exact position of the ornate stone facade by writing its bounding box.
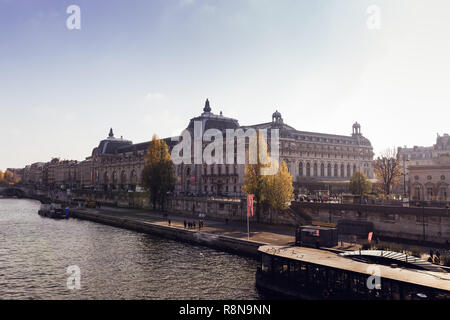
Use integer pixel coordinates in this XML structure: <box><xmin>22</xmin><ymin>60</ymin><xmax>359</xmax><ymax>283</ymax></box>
<box><xmin>409</xmin><ymin>154</ymin><xmax>450</xmax><ymax>201</ymax></box>
<box><xmin>19</xmin><ymin>100</ymin><xmax>374</xmax><ymax>196</ymax></box>
<box><xmin>174</xmin><ymin>100</ymin><xmax>374</xmax><ymax>196</ymax></box>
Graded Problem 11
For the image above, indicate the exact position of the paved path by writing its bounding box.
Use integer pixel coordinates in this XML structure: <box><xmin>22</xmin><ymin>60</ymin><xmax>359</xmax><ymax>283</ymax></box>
<box><xmin>75</xmin><ymin>206</ymin><xmax>296</xmax><ymax>246</ymax></box>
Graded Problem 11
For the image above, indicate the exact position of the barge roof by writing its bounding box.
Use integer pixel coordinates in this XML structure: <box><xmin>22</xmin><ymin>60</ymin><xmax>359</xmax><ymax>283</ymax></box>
<box><xmin>258</xmin><ymin>245</ymin><xmax>450</xmax><ymax>292</ymax></box>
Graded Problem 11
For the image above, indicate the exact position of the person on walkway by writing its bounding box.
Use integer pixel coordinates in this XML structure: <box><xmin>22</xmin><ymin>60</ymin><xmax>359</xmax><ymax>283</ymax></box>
<box><xmin>168</xmin><ymin>219</ymin><xmax>171</xmax><ymax>226</ymax></box>
<box><xmin>184</xmin><ymin>220</ymin><xmax>187</xmax><ymax>229</ymax></box>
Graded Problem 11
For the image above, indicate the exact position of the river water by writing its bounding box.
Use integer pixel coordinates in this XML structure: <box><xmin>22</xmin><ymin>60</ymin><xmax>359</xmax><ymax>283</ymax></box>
<box><xmin>0</xmin><ymin>199</ymin><xmax>265</xmax><ymax>300</ymax></box>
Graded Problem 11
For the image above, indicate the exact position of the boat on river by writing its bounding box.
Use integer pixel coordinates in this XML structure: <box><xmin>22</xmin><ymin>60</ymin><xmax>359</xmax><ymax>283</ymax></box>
<box><xmin>38</xmin><ymin>203</ymin><xmax>69</xmax><ymax>219</ymax></box>
<box><xmin>256</xmin><ymin>245</ymin><xmax>450</xmax><ymax>300</ymax></box>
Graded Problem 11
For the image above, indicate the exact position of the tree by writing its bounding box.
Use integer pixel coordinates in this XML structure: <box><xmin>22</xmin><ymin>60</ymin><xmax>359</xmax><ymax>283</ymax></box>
<box><xmin>349</xmin><ymin>171</ymin><xmax>372</xmax><ymax>199</ymax></box>
<box><xmin>374</xmin><ymin>148</ymin><xmax>401</xmax><ymax>195</ymax></box>
<box><xmin>242</xmin><ymin>131</ymin><xmax>272</xmax><ymax>222</ymax></box>
<box><xmin>0</xmin><ymin>170</ymin><xmax>4</xmax><ymax>184</ymax></box>
<box><xmin>141</xmin><ymin>135</ymin><xmax>175</xmax><ymax>211</ymax></box>
<box><xmin>264</xmin><ymin>161</ymin><xmax>294</xmax><ymax>217</ymax></box>
<box><xmin>3</xmin><ymin>170</ymin><xmax>15</xmax><ymax>185</ymax></box>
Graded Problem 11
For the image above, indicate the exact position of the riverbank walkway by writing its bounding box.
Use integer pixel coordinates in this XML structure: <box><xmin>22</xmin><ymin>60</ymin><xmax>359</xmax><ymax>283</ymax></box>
<box><xmin>73</xmin><ymin>206</ymin><xmax>298</xmax><ymax>246</ymax></box>
<box><xmin>71</xmin><ymin>206</ymin><xmax>365</xmax><ymax>250</ymax></box>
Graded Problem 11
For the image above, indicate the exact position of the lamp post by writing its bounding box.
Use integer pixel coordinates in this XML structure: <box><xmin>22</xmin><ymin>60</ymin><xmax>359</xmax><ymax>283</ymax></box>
<box><xmin>422</xmin><ymin>200</ymin><xmax>426</xmax><ymax>242</ymax></box>
<box><xmin>402</xmin><ymin>157</ymin><xmax>410</xmax><ymax>199</ymax></box>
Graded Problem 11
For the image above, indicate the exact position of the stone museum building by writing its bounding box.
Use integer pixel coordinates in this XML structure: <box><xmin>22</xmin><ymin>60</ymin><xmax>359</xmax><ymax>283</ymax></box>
<box><xmin>20</xmin><ymin>99</ymin><xmax>374</xmax><ymax>197</ymax></box>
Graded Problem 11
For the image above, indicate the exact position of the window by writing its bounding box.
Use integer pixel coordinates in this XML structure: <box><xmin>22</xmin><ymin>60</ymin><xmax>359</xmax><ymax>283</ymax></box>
<box><xmin>313</xmin><ymin>163</ymin><xmax>318</xmax><ymax>177</ymax></box>
<box><xmin>439</xmin><ymin>188</ymin><xmax>447</xmax><ymax>200</ymax></box>
<box><xmin>427</xmin><ymin>188</ymin><xmax>433</xmax><ymax>199</ymax></box>
<box><xmin>299</xmin><ymin>162</ymin><xmax>303</xmax><ymax>176</ymax></box>
<box><xmin>347</xmin><ymin>164</ymin><xmax>351</xmax><ymax>178</ymax></box>
<box><xmin>334</xmin><ymin>164</ymin><xmax>338</xmax><ymax>177</ymax></box>
<box><xmin>340</xmin><ymin>164</ymin><xmax>345</xmax><ymax>177</ymax></box>
<box><xmin>327</xmin><ymin>164</ymin><xmax>331</xmax><ymax>177</ymax></box>
<box><xmin>320</xmin><ymin>163</ymin><xmax>325</xmax><ymax>177</ymax></box>
<box><xmin>306</xmin><ymin>163</ymin><xmax>311</xmax><ymax>177</ymax></box>
<box><xmin>441</xmin><ymin>175</ymin><xmax>446</xmax><ymax>181</ymax></box>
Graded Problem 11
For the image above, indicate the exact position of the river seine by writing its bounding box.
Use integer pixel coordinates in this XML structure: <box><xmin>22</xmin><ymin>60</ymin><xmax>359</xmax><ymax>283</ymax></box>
<box><xmin>0</xmin><ymin>199</ymin><xmax>265</xmax><ymax>300</ymax></box>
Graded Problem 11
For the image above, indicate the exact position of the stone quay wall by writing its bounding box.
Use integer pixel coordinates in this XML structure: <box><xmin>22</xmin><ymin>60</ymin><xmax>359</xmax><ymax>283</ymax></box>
<box><xmin>70</xmin><ymin>209</ymin><xmax>265</xmax><ymax>259</ymax></box>
<box><xmin>291</xmin><ymin>202</ymin><xmax>450</xmax><ymax>244</ymax></box>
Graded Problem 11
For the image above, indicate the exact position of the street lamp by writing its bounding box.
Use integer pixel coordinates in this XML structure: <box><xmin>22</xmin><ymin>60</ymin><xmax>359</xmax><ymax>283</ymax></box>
<box><xmin>402</xmin><ymin>158</ymin><xmax>409</xmax><ymax>199</ymax></box>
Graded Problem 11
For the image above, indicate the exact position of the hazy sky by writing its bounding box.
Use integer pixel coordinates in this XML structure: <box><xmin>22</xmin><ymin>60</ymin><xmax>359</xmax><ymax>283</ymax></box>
<box><xmin>1</xmin><ymin>0</ymin><xmax>449</xmax><ymax>170</ymax></box>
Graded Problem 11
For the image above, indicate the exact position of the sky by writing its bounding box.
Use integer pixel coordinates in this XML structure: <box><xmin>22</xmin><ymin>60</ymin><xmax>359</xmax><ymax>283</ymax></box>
<box><xmin>0</xmin><ymin>0</ymin><xmax>449</xmax><ymax>171</ymax></box>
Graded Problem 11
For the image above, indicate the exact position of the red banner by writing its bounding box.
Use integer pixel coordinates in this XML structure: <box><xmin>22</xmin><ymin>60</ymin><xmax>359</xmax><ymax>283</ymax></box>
<box><xmin>368</xmin><ymin>232</ymin><xmax>373</xmax><ymax>242</ymax></box>
<box><xmin>247</xmin><ymin>194</ymin><xmax>254</xmax><ymax>217</ymax></box>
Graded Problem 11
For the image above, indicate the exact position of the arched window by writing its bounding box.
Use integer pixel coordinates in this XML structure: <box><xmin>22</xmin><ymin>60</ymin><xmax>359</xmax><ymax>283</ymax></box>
<box><xmin>353</xmin><ymin>164</ymin><xmax>357</xmax><ymax>174</ymax></box>
<box><xmin>299</xmin><ymin>162</ymin><xmax>303</xmax><ymax>176</ymax></box>
<box><xmin>306</xmin><ymin>163</ymin><xmax>311</xmax><ymax>177</ymax></box>
<box><xmin>327</xmin><ymin>163</ymin><xmax>331</xmax><ymax>177</ymax></box>
<box><xmin>120</xmin><ymin>171</ymin><xmax>127</xmax><ymax>185</ymax></box>
<box><xmin>320</xmin><ymin>163</ymin><xmax>325</xmax><ymax>177</ymax></box>
<box><xmin>340</xmin><ymin>164</ymin><xmax>345</xmax><ymax>177</ymax></box>
<box><xmin>313</xmin><ymin>163</ymin><xmax>318</xmax><ymax>177</ymax></box>
<box><xmin>347</xmin><ymin>164</ymin><xmax>351</xmax><ymax>177</ymax></box>
<box><xmin>334</xmin><ymin>164</ymin><xmax>338</xmax><ymax>177</ymax></box>
<box><xmin>130</xmin><ymin>170</ymin><xmax>137</xmax><ymax>185</ymax></box>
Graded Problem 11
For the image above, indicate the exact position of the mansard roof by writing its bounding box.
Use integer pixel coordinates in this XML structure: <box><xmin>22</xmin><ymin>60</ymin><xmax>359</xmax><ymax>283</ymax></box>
<box><xmin>114</xmin><ymin>137</ymin><xmax>178</xmax><ymax>154</ymax></box>
<box><xmin>241</xmin><ymin>121</ymin><xmax>372</xmax><ymax>147</ymax></box>
<box><xmin>186</xmin><ymin>99</ymin><xmax>240</xmax><ymax>134</ymax></box>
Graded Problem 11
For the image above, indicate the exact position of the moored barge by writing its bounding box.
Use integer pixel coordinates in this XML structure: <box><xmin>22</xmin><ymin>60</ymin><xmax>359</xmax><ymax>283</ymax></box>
<box><xmin>256</xmin><ymin>245</ymin><xmax>450</xmax><ymax>300</ymax></box>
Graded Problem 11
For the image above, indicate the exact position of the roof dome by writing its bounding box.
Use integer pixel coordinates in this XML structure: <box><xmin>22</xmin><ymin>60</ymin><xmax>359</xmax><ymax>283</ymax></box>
<box><xmin>272</xmin><ymin>110</ymin><xmax>281</xmax><ymax>118</ymax></box>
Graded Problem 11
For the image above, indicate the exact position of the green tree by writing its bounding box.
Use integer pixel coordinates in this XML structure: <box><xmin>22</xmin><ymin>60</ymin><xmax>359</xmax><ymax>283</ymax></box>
<box><xmin>349</xmin><ymin>171</ymin><xmax>372</xmax><ymax>198</ymax></box>
<box><xmin>264</xmin><ymin>160</ymin><xmax>294</xmax><ymax>216</ymax></box>
<box><xmin>141</xmin><ymin>135</ymin><xmax>175</xmax><ymax>211</ymax></box>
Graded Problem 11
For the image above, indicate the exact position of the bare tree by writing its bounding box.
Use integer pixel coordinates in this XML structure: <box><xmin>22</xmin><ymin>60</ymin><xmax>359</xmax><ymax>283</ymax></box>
<box><xmin>374</xmin><ymin>148</ymin><xmax>401</xmax><ymax>195</ymax></box>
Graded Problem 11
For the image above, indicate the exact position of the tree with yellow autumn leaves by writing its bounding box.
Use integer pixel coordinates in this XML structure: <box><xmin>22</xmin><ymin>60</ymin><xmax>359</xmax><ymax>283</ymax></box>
<box><xmin>0</xmin><ymin>169</ymin><xmax>17</xmax><ymax>185</ymax></box>
<box><xmin>141</xmin><ymin>134</ymin><xmax>175</xmax><ymax>211</ymax></box>
<box><xmin>242</xmin><ymin>131</ymin><xmax>294</xmax><ymax>221</ymax></box>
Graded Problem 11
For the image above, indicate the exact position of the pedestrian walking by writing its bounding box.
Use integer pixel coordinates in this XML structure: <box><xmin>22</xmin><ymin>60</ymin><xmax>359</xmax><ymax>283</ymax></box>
<box><xmin>168</xmin><ymin>219</ymin><xmax>171</xmax><ymax>226</ymax></box>
<box><xmin>184</xmin><ymin>220</ymin><xmax>187</xmax><ymax>229</ymax></box>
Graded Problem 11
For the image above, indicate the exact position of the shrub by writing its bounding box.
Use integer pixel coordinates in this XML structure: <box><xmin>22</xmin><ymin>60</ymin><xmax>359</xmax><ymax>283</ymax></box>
<box><xmin>386</xmin><ymin>243</ymin><xmax>403</xmax><ymax>253</ymax></box>
<box><xmin>374</xmin><ymin>242</ymin><xmax>403</xmax><ymax>253</ymax></box>
<box><xmin>361</xmin><ymin>241</ymin><xmax>374</xmax><ymax>250</ymax></box>
<box><xmin>441</xmin><ymin>254</ymin><xmax>450</xmax><ymax>267</ymax></box>
<box><xmin>409</xmin><ymin>247</ymin><xmax>423</xmax><ymax>258</ymax></box>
